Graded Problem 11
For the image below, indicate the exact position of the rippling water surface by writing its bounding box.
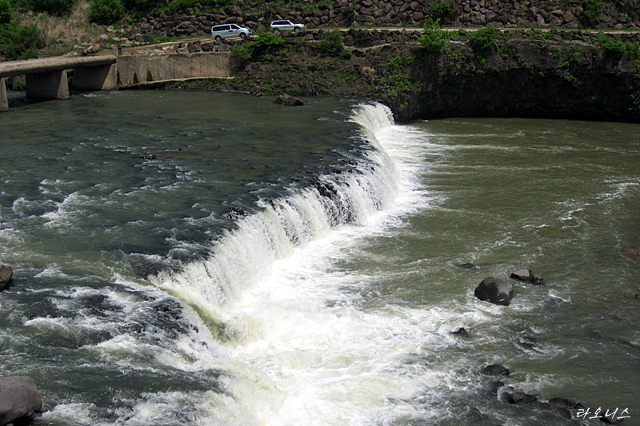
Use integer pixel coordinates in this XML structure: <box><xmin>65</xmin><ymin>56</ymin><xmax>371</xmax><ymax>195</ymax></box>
<box><xmin>0</xmin><ymin>91</ymin><xmax>639</xmax><ymax>426</ymax></box>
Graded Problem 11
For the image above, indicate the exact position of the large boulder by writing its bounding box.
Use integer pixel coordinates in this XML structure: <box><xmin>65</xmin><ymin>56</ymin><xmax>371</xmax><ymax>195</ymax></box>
<box><xmin>0</xmin><ymin>265</ymin><xmax>12</xmax><ymax>291</ymax></box>
<box><xmin>474</xmin><ymin>276</ymin><xmax>513</xmax><ymax>306</ymax></box>
<box><xmin>0</xmin><ymin>376</ymin><xmax>42</xmax><ymax>426</ymax></box>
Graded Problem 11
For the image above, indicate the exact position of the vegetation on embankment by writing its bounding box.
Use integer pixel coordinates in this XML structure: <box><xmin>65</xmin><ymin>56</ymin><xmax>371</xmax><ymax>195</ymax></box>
<box><xmin>2</xmin><ymin>0</ymin><xmax>640</xmax><ymax>61</ymax></box>
<box><xmin>162</xmin><ymin>23</ymin><xmax>640</xmax><ymax>123</ymax></box>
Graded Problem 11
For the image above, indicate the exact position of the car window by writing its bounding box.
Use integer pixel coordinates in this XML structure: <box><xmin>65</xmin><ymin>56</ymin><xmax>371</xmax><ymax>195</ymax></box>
<box><xmin>230</xmin><ymin>24</ymin><xmax>239</xmax><ymax>29</ymax></box>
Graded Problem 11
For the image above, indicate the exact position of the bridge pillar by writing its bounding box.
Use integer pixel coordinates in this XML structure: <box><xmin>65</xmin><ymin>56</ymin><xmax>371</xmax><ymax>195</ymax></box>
<box><xmin>26</xmin><ymin>69</ymin><xmax>70</xmax><ymax>100</ymax></box>
<box><xmin>71</xmin><ymin>62</ymin><xmax>118</xmax><ymax>91</ymax></box>
<box><xmin>0</xmin><ymin>78</ymin><xmax>7</xmax><ymax>112</ymax></box>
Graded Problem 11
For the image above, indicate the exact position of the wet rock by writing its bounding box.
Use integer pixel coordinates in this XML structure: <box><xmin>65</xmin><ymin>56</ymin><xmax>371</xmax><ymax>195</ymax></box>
<box><xmin>519</xmin><ymin>335</ymin><xmax>539</xmax><ymax>349</ymax></box>
<box><xmin>510</xmin><ymin>268</ymin><xmax>545</xmax><ymax>285</ymax></box>
<box><xmin>500</xmin><ymin>387</ymin><xmax>538</xmax><ymax>405</ymax></box>
<box><xmin>458</xmin><ymin>262</ymin><xmax>478</xmax><ymax>269</ymax></box>
<box><xmin>585</xmin><ymin>328</ymin><xmax>602</xmax><ymax>339</ymax></box>
<box><xmin>0</xmin><ymin>376</ymin><xmax>42</xmax><ymax>426</ymax></box>
<box><xmin>474</xmin><ymin>276</ymin><xmax>513</xmax><ymax>306</ymax></box>
<box><xmin>0</xmin><ymin>265</ymin><xmax>12</xmax><ymax>290</ymax></box>
<box><xmin>546</xmin><ymin>397</ymin><xmax>584</xmax><ymax>419</ymax></box>
<box><xmin>489</xmin><ymin>380</ymin><xmax>505</xmax><ymax>394</ymax></box>
<box><xmin>274</xmin><ymin>94</ymin><xmax>304</xmax><ymax>106</ymax></box>
<box><xmin>222</xmin><ymin>206</ymin><xmax>248</xmax><ymax>220</ymax></box>
<box><xmin>482</xmin><ymin>364</ymin><xmax>510</xmax><ymax>376</ymax></box>
<box><xmin>452</xmin><ymin>327</ymin><xmax>468</xmax><ymax>337</ymax></box>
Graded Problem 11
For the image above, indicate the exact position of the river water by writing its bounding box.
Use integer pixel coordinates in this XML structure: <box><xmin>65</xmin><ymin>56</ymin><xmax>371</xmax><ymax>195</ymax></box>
<box><xmin>0</xmin><ymin>91</ymin><xmax>638</xmax><ymax>426</ymax></box>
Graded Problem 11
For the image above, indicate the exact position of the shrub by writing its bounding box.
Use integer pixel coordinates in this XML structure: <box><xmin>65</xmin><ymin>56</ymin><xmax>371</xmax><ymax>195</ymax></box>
<box><xmin>0</xmin><ymin>21</ymin><xmax>45</xmax><ymax>60</ymax></box>
<box><xmin>584</xmin><ymin>0</ymin><xmax>606</xmax><ymax>20</ymax></box>
<box><xmin>424</xmin><ymin>0</ymin><xmax>453</xmax><ymax>20</ymax></box>
<box><xmin>230</xmin><ymin>42</ymin><xmax>252</xmax><ymax>62</ymax></box>
<box><xmin>25</xmin><ymin>0</ymin><xmax>77</xmax><ymax>15</ymax></box>
<box><xmin>0</xmin><ymin>0</ymin><xmax>11</xmax><ymax>24</ymax></box>
<box><xmin>318</xmin><ymin>30</ymin><xmax>345</xmax><ymax>56</ymax></box>
<box><xmin>592</xmin><ymin>33</ymin><xmax>640</xmax><ymax>58</ymax></box>
<box><xmin>231</xmin><ymin>31</ymin><xmax>286</xmax><ymax>62</ymax></box>
<box><xmin>122</xmin><ymin>0</ymin><xmax>157</xmax><ymax>17</ymax></box>
<box><xmin>88</xmin><ymin>0</ymin><xmax>124</xmax><ymax>24</ymax></box>
<box><xmin>418</xmin><ymin>18</ymin><xmax>447</xmax><ymax>55</ymax></box>
<box><xmin>252</xmin><ymin>30</ymin><xmax>284</xmax><ymax>53</ymax></box>
<box><xmin>344</xmin><ymin>5</ymin><xmax>356</xmax><ymax>22</ymax></box>
<box><xmin>470</xmin><ymin>24</ymin><xmax>500</xmax><ymax>50</ymax></box>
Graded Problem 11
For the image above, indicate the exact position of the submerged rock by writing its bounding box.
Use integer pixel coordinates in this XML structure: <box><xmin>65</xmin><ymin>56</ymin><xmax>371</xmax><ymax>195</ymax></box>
<box><xmin>500</xmin><ymin>387</ymin><xmax>538</xmax><ymax>405</ymax></box>
<box><xmin>458</xmin><ymin>262</ymin><xmax>478</xmax><ymax>269</ymax></box>
<box><xmin>274</xmin><ymin>94</ymin><xmax>304</xmax><ymax>106</ymax></box>
<box><xmin>0</xmin><ymin>265</ymin><xmax>12</xmax><ymax>290</ymax></box>
<box><xmin>482</xmin><ymin>364</ymin><xmax>510</xmax><ymax>377</ymax></box>
<box><xmin>510</xmin><ymin>268</ymin><xmax>545</xmax><ymax>285</ymax></box>
<box><xmin>474</xmin><ymin>276</ymin><xmax>513</xmax><ymax>306</ymax></box>
<box><xmin>452</xmin><ymin>327</ymin><xmax>468</xmax><ymax>337</ymax></box>
<box><xmin>0</xmin><ymin>376</ymin><xmax>42</xmax><ymax>426</ymax></box>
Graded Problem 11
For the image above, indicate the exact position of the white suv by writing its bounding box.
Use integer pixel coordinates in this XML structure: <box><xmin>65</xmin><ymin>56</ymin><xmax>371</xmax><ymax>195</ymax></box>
<box><xmin>211</xmin><ymin>24</ymin><xmax>251</xmax><ymax>41</ymax></box>
<box><xmin>270</xmin><ymin>20</ymin><xmax>306</xmax><ymax>34</ymax></box>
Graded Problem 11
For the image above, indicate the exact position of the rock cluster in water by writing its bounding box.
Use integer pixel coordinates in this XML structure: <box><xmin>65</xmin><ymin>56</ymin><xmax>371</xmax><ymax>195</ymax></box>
<box><xmin>473</xmin><ymin>268</ymin><xmax>545</xmax><ymax>306</ymax></box>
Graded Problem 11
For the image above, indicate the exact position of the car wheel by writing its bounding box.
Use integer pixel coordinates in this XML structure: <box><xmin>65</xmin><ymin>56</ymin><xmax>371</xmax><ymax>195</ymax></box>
<box><xmin>273</xmin><ymin>29</ymin><xmax>280</xmax><ymax>34</ymax></box>
<box><xmin>293</xmin><ymin>27</ymin><xmax>299</xmax><ymax>33</ymax></box>
<box><xmin>214</xmin><ymin>35</ymin><xmax>222</xmax><ymax>42</ymax></box>
<box><xmin>240</xmin><ymin>33</ymin><xmax>246</xmax><ymax>39</ymax></box>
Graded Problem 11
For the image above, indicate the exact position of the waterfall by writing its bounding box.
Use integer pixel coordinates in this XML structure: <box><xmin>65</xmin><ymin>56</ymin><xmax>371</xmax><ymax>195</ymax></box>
<box><xmin>149</xmin><ymin>103</ymin><xmax>399</xmax><ymax>315</ymax></box>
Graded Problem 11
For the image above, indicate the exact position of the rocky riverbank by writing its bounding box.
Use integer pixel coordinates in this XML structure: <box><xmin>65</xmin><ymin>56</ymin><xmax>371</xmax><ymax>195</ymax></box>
<box><xmin>159</xmin><ymin>28</ymin><xmax>640</xmax><ymax>123</ymax></box>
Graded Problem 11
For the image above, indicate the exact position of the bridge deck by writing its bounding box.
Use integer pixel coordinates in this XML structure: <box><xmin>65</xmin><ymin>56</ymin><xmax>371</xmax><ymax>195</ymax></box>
<box><xmin>0</xmin><ymin>55</ymin><xmax>117</xmax><ymax>78</ymax></box>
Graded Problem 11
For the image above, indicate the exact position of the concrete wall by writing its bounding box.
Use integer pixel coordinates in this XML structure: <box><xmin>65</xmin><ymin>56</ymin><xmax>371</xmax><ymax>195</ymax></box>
<box><xmin>117</xmin><ymin>51</ymin><xmax>231</xmax><ymax>86</ymax></box>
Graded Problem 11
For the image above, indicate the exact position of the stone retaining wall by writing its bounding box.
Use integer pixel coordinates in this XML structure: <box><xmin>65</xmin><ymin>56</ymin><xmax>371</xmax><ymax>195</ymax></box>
<box><xmin>112</xmin><ymin>0</ymin><xmax>639</xmax><ymax>42</ymax></box>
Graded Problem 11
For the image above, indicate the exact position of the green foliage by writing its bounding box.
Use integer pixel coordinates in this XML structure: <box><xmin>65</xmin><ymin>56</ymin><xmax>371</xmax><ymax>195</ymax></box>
<box><xmin>584</xmin><ymin>0</ymin><xmax>606</xmax><ymax>20</ymax></box>
<box><xmin>387</xmin><ymin>55</ymin><xmax>413</xmax><ymax>67</ymax></box>
<box><xmin>418</xmin><ymin>18</ymin><xmax>447</xmax><ymax>55</ymax></box>
<box><xmin>88</xmin><ymin>0</ymin><xmax>124</xmax><ymax>24</ymax></box>
<box><xmin>168</xmin><ymin>0</ymin><xmax>199</xmax><ymax>9</ymax></box>
<box><xmin>0</xmin><ymin>20</ymin><xmax>45</xmax><ymax>60</ymax></box>
<box><xmin>470</xmin><ymin>24</ymin><xmax>500</xmax><ymax>50</ymax></box>
<box><xmin>379</xmin><ymin>73</ymin><xmax>414</xmax><ymax>98</ymax></box>
<box><xmin>252</xmin><ymin>30</ymin><xmax>284</xmax><ymax>53</ymax></box>
<box><xmin>344</xmin><ymin>5</ymin><xmax>356</xmax><ymax>22</ymax></box>
<box><xmin>0</xmin><ymin>0</ymin><xmax>12</xmax><ymax>24</ymax></box>
<box><xmin>340</xmin><ymin>48</ymin><xmax>352</xmax><ymax>59</ymax></box>
<box><xmin>25</xmin><ymin>0</ymin><xmax>77</xmax><ymax>15</ymax></box>
<box><xmin>552</xmin><ymin>46</ymin><xmax>564</xmax><ymax>59</ymax></box>
<box><xmin>318</xmin><ymin>30</ymin><xmax>345</xmax><ymax>56</ymax></box>
<box><xmin>231</xmin><ymin>30</ymin><xmax>286</xmax><ymax>62</ymax></box>
<box><xmin>424</xmin><ymin>0</ymin><xmax>453</xmax><ymax>20</ymax></box>
<box><xmin>230</xmin><ymin>42</ymin><xmax>252</xmax><ymax>61</ymax></box>
<box><xmin>121</xmin><ymin>0</ymin><xmax>158</xmax><ymax>17</ymax></box>
<box><xmin>591</xmin><ymin>32</ymin><xmax>640</xmax><ymax>58</ymax></box>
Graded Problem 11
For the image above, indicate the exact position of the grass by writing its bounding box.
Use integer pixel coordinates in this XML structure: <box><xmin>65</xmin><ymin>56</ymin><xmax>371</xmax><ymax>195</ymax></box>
<box><xmin>18</xmin><ymin>0</ymin><xmax>104</xmax><ymax>55</ymax></box>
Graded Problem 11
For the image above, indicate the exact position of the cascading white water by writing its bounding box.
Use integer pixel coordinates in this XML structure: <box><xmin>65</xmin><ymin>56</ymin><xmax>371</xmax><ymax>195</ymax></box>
<box><xmin>149</xmin><ymin>103</ymin><xmax>401</xmax><ymax>317</ymax></box>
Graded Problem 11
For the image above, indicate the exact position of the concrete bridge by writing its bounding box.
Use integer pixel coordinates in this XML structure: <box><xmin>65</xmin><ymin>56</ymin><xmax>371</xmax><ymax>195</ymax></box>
<box><xmin>0</xmin><ymin>48</ymin><xmax>232</xmax><ymax>112</ymax></box>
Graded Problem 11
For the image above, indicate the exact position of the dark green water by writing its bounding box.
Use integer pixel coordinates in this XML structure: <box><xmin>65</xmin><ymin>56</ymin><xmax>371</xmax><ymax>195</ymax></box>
<box><xmin>0</xmin><ymin>91</ymin><xmax>638</xmax><ymax>425</ymax></box>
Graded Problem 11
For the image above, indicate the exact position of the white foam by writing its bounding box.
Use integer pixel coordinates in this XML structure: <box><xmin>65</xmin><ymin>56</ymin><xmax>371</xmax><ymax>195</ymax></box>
<box><xmin>144</xmin><ymin>103</ymin><xmax>478</xmax><ymax>425</ymax></box>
